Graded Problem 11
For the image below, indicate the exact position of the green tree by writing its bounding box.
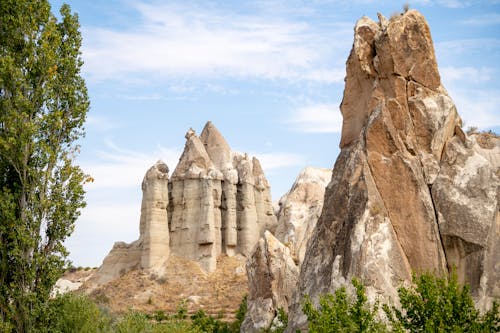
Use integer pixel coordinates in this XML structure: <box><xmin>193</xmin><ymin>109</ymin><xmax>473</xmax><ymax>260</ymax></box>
<box><xmin>384</xmin><ymin>273</ymin><xmax>500</xmax><ymax>332</ymax></box>
<box><xmin>303</xmin><ymin>279</ymin><xmax>387</xmax><ymax>333</ymax></box>
<box><xmin>0</xmin><ymin>0</ymin><xmax>89</xmax><ymax>331</ymax></box>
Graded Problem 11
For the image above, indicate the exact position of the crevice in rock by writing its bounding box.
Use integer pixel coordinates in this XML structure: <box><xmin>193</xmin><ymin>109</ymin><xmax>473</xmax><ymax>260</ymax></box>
<box><xmin>428</xmin><ymin>183</ymin><xmax>449</xmax><ymax>274</ymax></box>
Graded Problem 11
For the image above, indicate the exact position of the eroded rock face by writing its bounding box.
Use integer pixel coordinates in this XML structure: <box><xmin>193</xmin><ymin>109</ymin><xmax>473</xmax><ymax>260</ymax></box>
<box><xmin>242</xmin><ymin>167</ymin><xmax>331</xmax><ymax>331</ymax></box>
<box><xmin>169</xmin><ymin>122</ymin><xmax>277</xmax><ymax>271</ymax></box>
<box><xmin>287</xmin><ymin>10</ymin><xmax>499</xmax><ymax>331</ymax></box>
<box><xmin>242</xmin><ymin>231</ymin><xmax>299</xmax><ymax>333</ymax></box>
<box><xmin>432</xmin><ymin>134</ymin><xmax>499</xmax><ymax>307</ymax></box>
<box><xmin>95</xmin><ymin>122</ymin><xmax>277</xmax><ymax>282</ymax></box>
<box><xmin>93</xmin><ymin>161</ymin><xmax>170</xmax><ymax>284</ymax></box>
<box><xmin>274</xmin><ymin>167</ymin><xmax>332</xmax><ymax>265</ymax></box>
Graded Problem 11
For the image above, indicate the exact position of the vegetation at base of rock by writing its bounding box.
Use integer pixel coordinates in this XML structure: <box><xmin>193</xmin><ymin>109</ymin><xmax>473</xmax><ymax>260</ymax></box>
<box><xmin>303</xmin><ymin>278</ymin><xmax>386</xmax><ymax>333</ymax></box>
<box><xmin>384</xmin><ymin>273</ymin><xmax>500</xmax><ymax>332</ymax></box>
<box><xmin>4</xmin><ymin>293</ymin><xmax>247</xmax><ymax>333</ymax></box>
<box><xmin>0</xmin><ymin>0</ymin><xmax>89</xmax><ymax>331</ymax></box>
<box><xmin>302</xmin><ymin>275</ymin><xmax>499</xmax><ymax>333</ymax></box>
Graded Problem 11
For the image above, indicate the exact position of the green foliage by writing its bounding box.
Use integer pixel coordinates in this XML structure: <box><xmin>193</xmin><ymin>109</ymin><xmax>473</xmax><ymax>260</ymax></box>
<box><xmin>175</xmin><ymin>300</ymin><xmax>188</xmax><ymax>319</ymax></box>
<box><xmin>112</xmin><ymin>312</ymin><xmax>151</xmax><ymax>333</ymax></box>
<box><xmin>384</xmin><ymin>272</ymin><xmax>500</xmax><ymax>332</ymax></box>
<box><xmin>46</xmin><ymin>293</ymin><xmax>111</xmax><ymax>333</ymax></box>
<box><xmin>0</xmin><ymin>0</ymin><xmax>89</xmax><ymax>331</ymax></box>
<box><xmin>302</xmin><ymin>279</ymin><xmax>387</xmax><ymax>333</ymax></box>
<box><xmin>264</xmin><ymin>307</ymin><xmax>288</xmax><ymax>333</ymax></box>
<box><xmin>231</xmin><ymin>294</ymin><xmax>247</xmax><ymax>331</ymax></box>
<box><xmin>191</xmin><ymin>309</ymin><xmax>232</xmax><ymax>333</ymax></box>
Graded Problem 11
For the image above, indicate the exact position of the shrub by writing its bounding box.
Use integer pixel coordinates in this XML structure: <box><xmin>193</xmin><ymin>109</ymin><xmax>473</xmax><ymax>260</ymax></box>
<box><xmin>384</xmin><ymin>272</ymin><xmax>500</xmax><ymax>332</ymax></box>
<box><xmin>46</xmin><ymin>293</ymin><xmax>111</xmax><ymax>333</ymax></box>
<box><xmin>112</xmin><ymin>311</ymin><xmax>151</xmax><ymax>333</ymax></box>
<box><xmin>191</xmin><ymin>309</ymin><xmax>231</xmax><ymax>333</ymax></box>
<box><xmin>303</xmin><ymin>279</ymin><xmax>387</xmax><ymax>333</ymax></box>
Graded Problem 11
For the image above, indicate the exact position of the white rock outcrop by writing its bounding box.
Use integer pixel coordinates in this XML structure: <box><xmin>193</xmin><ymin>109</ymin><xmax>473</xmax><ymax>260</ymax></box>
<box><xmin>94</xmin><ymin>122</ymin><xmax>277</xmax><ymax>283</ymax></box>
<box><xmin>274</xmin><ymin>167</ymin><xmax>332</xmax><ymax>265</ymax></box>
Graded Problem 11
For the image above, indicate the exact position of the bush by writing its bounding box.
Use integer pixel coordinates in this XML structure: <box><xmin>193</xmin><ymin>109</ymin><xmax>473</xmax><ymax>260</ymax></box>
<box><xmin>191</xmin><ymin>309</ymin><xmax>231</xmax><ymax>333</ymax></box>
<box><xmin>112</xmin><ymin>311</ymin><xmax>151</xmax><ymax>332</ymax></box>
<box><xmin>303</xmin><ymin>279</ymin><xmax>386</xmax><ymax>333</ymax></box>
<box><xmin>46</xmin><ymin>293</ymin><xmax>111</xmax><ymax>333</ymax></box>
<box><xmin>384</xmin><ymin>273</ymin><xmax>500</xmax><ymax>332</ymax></box>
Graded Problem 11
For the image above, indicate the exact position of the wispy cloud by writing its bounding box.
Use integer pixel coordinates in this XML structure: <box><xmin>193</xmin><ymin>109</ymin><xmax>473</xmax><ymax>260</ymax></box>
<box><xmin>86</xmin><ymin>115</ymin><xmax>120</xmax><ymax>132</ymax></box>
<box><xmin>288</xmin><ymin>104</ymin><xmax>343</xmax><ymax>133</ymax></box>
<box><xmin>448</xmin><ymin>88</ymin><xmax>500</xmax><ymax>129</ymax></box>
<box><xmin>461</xmin><ymin>13</ymin><xmax>500</xmax><ymax>26</ymax></box>
<box><xmin>440</xmin><ymin>66</ymin><xmax>492</xmax><ymax>84</ymax></box>
<box><xmin>82</xmin><ymin>139</ymin><xmax>181</xmax><ymax>189</ymax></box>
<box><xmin>82</xmin><ymin>2</ymin><xmax>346</xmax><ymax>84</ymax></box>
<box><xmin>253</xmin><ymin>152</ymin><xmax>307</xmax><ymax>170</ymax></box>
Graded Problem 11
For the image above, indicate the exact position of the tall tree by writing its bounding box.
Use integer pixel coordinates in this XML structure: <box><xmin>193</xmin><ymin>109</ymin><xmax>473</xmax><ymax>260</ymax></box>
<box><xmin>0</xmin><ymin>0</ymin><xmax>89</xmax><ymax>331</ymax></box>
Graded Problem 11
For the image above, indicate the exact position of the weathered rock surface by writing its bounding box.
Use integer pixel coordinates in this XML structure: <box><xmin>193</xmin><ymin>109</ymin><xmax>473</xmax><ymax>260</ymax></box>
<box><xmin>243</xmin><ymin>167</ymin><xmax>331</xmax><ymax>331</ymax></box>
<box><xmin>93</xmin><ymin>122</ymin><xmax>277</xmax><ymax>285</ymax></box>
<box><xmin>242</xmin><ymin>231</ymin><xmax>299</xmax><ymax>333</ymax></box>
<box><xmin>432</xmin><ymin>133</ymin><xmax>500</xmax><ymax>309</ymax></box>
<box><xmin>93</xmin><ymin>161</ymin><xmax>170</xmax><ymax>284</ymax></box>
<box><xmin>274</xmin><ymin>167</ymin><xmax>332</xmax><ymax>265</ymax></box>
<box><xmin>286</xmin><ymin>10</ymin><xmax>499</xmax><ymax>331</ymax></box>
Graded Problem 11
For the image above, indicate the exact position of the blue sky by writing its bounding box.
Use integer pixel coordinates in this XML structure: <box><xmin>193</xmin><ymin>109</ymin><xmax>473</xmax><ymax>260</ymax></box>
<box><xmin>48</xmin><ymin>0</ymin><xmax>500</xmax><ymax>267</ymax></box>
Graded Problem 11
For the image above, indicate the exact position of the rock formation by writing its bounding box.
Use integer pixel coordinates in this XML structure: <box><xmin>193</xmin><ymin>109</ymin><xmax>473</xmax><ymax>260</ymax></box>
<box><xmin>93</xmin><ymin>122</ymin><xmax>277</xmax><ymax>284</ymax></box>
<box><xmin>285</xmin><ymin>10</ymin><xmax>499</xmax><ymax>331</ymax></box>
<box><xmin>274</xmin><ymin>167</ymin><xmax>332</xmax><ymax>265</ymax></box>
<box><xmin>241</xmin><ymin>231</ymin><xmax>299</xmax><ymax>332</ymax></box>
<box><xmin>93</xmin><ymin>161</ymin><xmax>169</xmax><ymax>284</ymax></box>
<box><xmin>243</xmin><ymin>167</ymin><xmax>331</xmax><ymax>331</ymax></box>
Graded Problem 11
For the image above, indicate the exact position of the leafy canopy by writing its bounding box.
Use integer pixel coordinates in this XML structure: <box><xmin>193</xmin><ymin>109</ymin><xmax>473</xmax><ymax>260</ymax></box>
<box><xmin>0</xmin><ymin>0</ymin><xmax>89</xmax><ymax>331</ymax></box>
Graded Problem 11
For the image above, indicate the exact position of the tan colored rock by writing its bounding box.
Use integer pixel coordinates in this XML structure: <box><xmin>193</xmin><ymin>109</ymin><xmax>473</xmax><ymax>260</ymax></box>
<box><xmin>287</xmin><ymin>10</ymin><xmax>498</xmax><ymax>331</ymax></box>
<box><xmin>140</xmin><ymin>161</ymin><xmax>170</xmax><ymax>270</ymax></box>
<box><xmin>93</xmin><ymin>241</ymin><xmax>142</xmax><ymax>285</ymax></box>
<box><xmin>274</xmin><ymin>167</ymin><xmax>332</xmax><ymax>265</ymax></box>
<box><xmin>93</xmin><ymin>161</ymin><xmax>170</xmax><ymax>284</ymax></box>
<box><xmin>242</xmin><ymin>231</ymin><xmax>299</xmax><ymax>332</ymax></box>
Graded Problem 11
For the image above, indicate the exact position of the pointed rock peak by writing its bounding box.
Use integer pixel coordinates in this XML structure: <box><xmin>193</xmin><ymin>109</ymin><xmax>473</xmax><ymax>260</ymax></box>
<box><xmin>172</xmin><ymin>129</ymin><xmax>214</xmax><ymax>179</ymax></box>
<box><xmin>379</xmin><ymin>9</ymin><xmax>441</xmax><ymax>89</ymax></box>
<box><xmin>200</xmin><ymin>121</ymin><xmax>232</xmax><ymax>171</ymax></box>
<box><xmin>185</xmin><ymin>128</ymin><xmax>196</xmax><ymax>140</ymax></box>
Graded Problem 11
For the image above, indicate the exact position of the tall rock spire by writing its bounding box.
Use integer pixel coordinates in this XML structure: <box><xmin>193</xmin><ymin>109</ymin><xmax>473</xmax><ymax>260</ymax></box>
<box><xmin>287</xmin><ymin>10</ymin><xmax>498</xmax><ymax>331</ymax></box>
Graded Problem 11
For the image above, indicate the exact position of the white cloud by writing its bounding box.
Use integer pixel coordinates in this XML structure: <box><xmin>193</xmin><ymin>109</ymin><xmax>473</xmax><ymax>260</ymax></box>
<box><xmin>86</xmin><ymin>115</ymin><xmax>120</xmax><ymax>132</ymax></box>
<box><xmin>440</xmin><ymin>66</ymin><xmax>492</xmax><ymax>84</ymax></box>
<box><xmin>82</xmin><ymin>2</ymin><xmax>345</xmax><ymax>83</ymax></box>
<box><xmin>461</xmin><ymin>13</ymin><xmax>500</xmax><ymax>26</ymax></box>
<box><xmin>82</xmin><ymin>139</ymin><xmax>181</xmax><ymax>190</ymax></box>
<box><xmin>253</xmin><ymin>152</ymin><xmax>307</xmax><ymax>170</ymax></box>
<box><xmin>435</xmin><ymin>0</ymin><xmax>471</xmax><ymax>8</ymax></box>
<box><xmin>449</xmin><ymin>89</ymin><xmax>500</xmax><ymax>129</ymax></box>
<box><xmin>288</xmin><ymin>104</ymin><xmax>343</xmax><ymax>133</ymax></box>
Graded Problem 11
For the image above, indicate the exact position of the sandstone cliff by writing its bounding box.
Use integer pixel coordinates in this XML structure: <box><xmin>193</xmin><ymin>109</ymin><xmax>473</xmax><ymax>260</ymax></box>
<box><xmin>284</xmin><ymin>10</ymin><xmax>499</xmax><ymax>331</ymax></box>
<box><xmin>92</xmin><ymin>122</ymin><xmax>276</xmax><ymax>284</ymax></box>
